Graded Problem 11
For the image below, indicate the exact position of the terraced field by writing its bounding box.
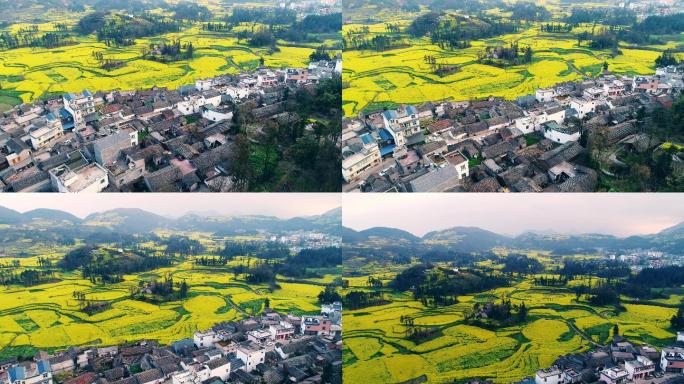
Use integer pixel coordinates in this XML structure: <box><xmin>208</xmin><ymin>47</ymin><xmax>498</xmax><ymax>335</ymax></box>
<box><xmin>343</xmin><ymin>22</ymin><xmax>675</xmax><ymax>116</ymax></box>
<box><xmin>0</xmin><ymin>253</ymin><xmax>328</xmax><ymax>357</ymax></box>
<box><xmin>343</xmin><ymin>271</ymin><xmax>678</xmax><ymax>383</ymax></box>
<box><xmin>0</xmin><ymin>24</ymin><xmax>319</xmax><ymax>110</ymax></box>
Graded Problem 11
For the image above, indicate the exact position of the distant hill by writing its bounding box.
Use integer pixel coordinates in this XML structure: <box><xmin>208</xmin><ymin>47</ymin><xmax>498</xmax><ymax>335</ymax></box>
<box><xmin>659</xmin><ymin>221</ymin><xmax>684</xmax><ymax>235</ymax></box>
<box><xmin>83</xmin><ymin>208</ymin><xmax>168</xmax><ymax>232</ymax></box>
<box><xmin>24</xmin><ymin>209</ymin><xmax>81</xmax><ymax>223</ymax></box>
<box><xmin>423</xmin><ymin>226</ymin><xmax>511</xmax><ymax>251</ymax></box>
<box><xmin>346</xmin><ymin>221</ymin><xmax>684</xmax><ymax>261</ymax></box>
<box><xmin>0</xmin><ymin>205</ymin><xmax>341</xmax><ymax>236</ymax></box>
<box><xmin>0</xmin><ymin>206</ymin><xmax>25</xmax><ymax>224</ymax></box>
<box><xmin>359</xmin><ymin>227</ymin><xmax>421</xmax><ymax>243</ymax></box>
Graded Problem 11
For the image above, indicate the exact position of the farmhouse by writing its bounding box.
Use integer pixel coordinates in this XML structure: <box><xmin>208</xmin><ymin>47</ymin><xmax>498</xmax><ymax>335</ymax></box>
<box><xmin>661</xmin><ymin>346</ymin><xmax>684</xmax><ymax>373</ymax></box>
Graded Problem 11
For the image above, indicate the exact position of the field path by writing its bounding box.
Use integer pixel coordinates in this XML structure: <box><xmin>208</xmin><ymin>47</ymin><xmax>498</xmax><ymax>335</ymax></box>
<box><xmin>564</xmin><ymin>320</ymin><xmax>605</xmax><ymax>348</ymax></box>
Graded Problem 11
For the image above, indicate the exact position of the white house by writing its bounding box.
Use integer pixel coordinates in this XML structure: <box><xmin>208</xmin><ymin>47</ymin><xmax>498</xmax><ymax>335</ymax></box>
<box><xmin>247</xmin><ymin>329</ymin><xmax>271</xmax><ymax>344</ymax></box>
<box><xmin>543</xmin><ymin>121</ymin><xmax>580</xmax><ymax>144</ymax></box>
<box><xmin>445</xmin><ymin>151</ymin><xmax>469</xmax><ymax>180</ymax></box>
<box><xmin>7</xmin><ymin>361</ymin><xmax>52</xmax><ymax>384</ymax></box>
<box><xmin>63</xmin><ymin>90</ymin><xmax>96</xmax><ymax>130</ymax></box>
<box><xmin>382</xmin><ymin>105</ymin><xmax>421</xmax><ymax>148</ymax></box>
<box><xmin>193</xmin><ymin>330</ymin><xmax>222</xmax><ymax>348</ymax></box>
<box><xmin>535</xmin><ymin>366</ymin><xmax>564</xmax><ymax>384</ymax></box>
<box><xmin>544</xmin><ymin>106</ymin><xmax>566</xmax><ymax>125</ymax></box>
<box><xmin>661</xmin><ymin>346</ymin><xmax>684</xmax><ymax>373</ymax></box>
<box><xmin>342</xmin><ymin>144</ymin><xmax>381</xmax><ymax>183</ymax></box>
<box><xmin>203</xmin><ymin>358</ymin><xmax>231</xmax><ymax>381</ymax></box>
<box><xmin>569</xmin><ymin>98</ymin><xmax>597</xmax><ymax>119</ymax></box>
<box><xmin>678</xmin><ymin>331</ymin><xmax>684</xmax><ymax>343</ymax></box>
<box><xmin>171</xmin><ymin>370</ymin><xmax>202</xmax><ymax>384</ymax></box>
<box><xmin>29</xmin><ymin>114</ymin><xmax>63</xmax><ymax>150</ymax></box>
<box><xmin>178</xmin><ymin>92</ymin><xmax>221</xmax><ymax>116</ymax></box>
<box><xmin>268</xmin><ymin>322</ymin><xmax>295</xmax><ymax>341</ymax></box>
<box><xmin>599</xmin><ymin>367</ymin><xmax>629</xmax><ymax>384</ymax></box>
<box><xmin>195</xmin><ymin>79</ymin><xmax>214</xmax><ymax>91</ymax></box>
<box><xmin>222</xmin><ymin>86</ymin><xmax>251</xmax><ymax>101</ymax></box>
<box><xmin>200</xmin><ymin>105</ymin><xmax>233</xmax><ymax>123</ymax></box>
<box><xmin>624</xmin><ymin>355</ymin><xmax>655</xmax><ymax>380</ymax></box>
<box><xmin>536</xmin><ymin>88</ymin><xmax>555</xmax><ymax>103</ymax></box>
<box><xmin>49</xmin><ymin>163</ymin><xmax>109</xmax><ymax>193</ymax></box>
<box><xmin>236</xmin><ymin>343</ymin><xmax>265</xmax><ymax>373</ymax></box>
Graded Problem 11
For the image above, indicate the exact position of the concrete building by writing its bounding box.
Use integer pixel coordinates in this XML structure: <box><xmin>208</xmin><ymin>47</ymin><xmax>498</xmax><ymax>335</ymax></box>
<box><xmin>535</xmin><ymin>366</ymin><xmax>564</xmax><ymax>384</ymax></box>
<box><xmin>342</xmin><ymin>144</ymin><xmax>381</xmax><ymax>182</ymax></box>
<box><xmin>93</xmin><ymin>129</ymin><xmax>138</xmax><ymax>165</ymax></box>
<box><xmin>543</xmin><ymin>121</ymin><xmax>580</xmax><ymax>144</ymax></box>
<box><xmin>599</xmin><ymin>367</ymin><xmax>629</xmax><ymax>384</ymax></box>
<box><xmin>661</xmin><ymin>346</ymin><xmax>684</xmax><ymax>373</ymax></box>
<box><xmin>63</xmin><ymin>90</ymin><xmax>96</xmax><ymax>130</ymax></box>
<box><xmin>382</xmin><ymin>105</ymin><xmax>421</xmax><ymax>148</ymax></box>
<box><xmin>7</xmin><ymin>361</ymin><xmax>52</xmax><ymax>384</ymax></box>
<box><xmin>536</xmin><ymin>88</ymin><xmax>555</xmax><ymax>103</ymax></box>
<box><xmin>624</xmin><ymin>355</ymin><xmax>655</xmax><ymax>380</ymax></box>
<box><xmin>49</xmin><ymin>162</ymin><xmax>109</xmax><ymax>193</ymax></box>
<box><xmin>28</xmin><ymin>114</ymin><xmax>63</xmax><ymax>150</ymax></box>
<box><xmin>235</xmin><ymin>343</ymin><xmax>265</xmax><ymax>373</ymax></box>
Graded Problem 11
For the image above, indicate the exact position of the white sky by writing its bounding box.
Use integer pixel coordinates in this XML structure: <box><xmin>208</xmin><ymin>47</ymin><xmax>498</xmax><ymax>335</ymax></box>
<box><xmin>0</xmin><ymin>194</ymin><xmax>341</xmax><ymax>219</ymax></box>
<box><xmin>343</xmin><ymin>194</ymin><xmax>684</xmax><ymax>237</ymax></box>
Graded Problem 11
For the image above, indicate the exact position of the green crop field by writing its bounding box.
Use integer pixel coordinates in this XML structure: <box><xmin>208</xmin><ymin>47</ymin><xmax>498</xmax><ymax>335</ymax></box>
<box><xmin>0</xmin><ymin>234</ymin><xmax>330</xmax><ymax>358</ymax></box>
<box><xmin>342</xmin><ymin>2</ymin><xmax>684</xmax><ymax>116</ymax></box>
<box><xmin>343</xmin><ymin>255</ymin><xmax>679</xmax><ymax>383</ymax></box>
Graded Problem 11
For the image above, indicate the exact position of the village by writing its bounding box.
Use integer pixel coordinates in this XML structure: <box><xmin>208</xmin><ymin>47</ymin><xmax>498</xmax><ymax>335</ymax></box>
<box><xmin>0</xmin><ymin>58</ymin><xmax>341</xmax><ymax>192</ymax></box>
<box><xmin>342</xmin><ymin>64</ymin><xmax>684</xmax><ymax>192</ymax></box>
<box><xmin>0</xmin><ymin>302</ymin><xmax>342</xmax><ymax>384</ymax></box>
<box><xmin>522</xmin><ymin>332</ymin><xmax>684</xmax><ymax>384</ymax></box>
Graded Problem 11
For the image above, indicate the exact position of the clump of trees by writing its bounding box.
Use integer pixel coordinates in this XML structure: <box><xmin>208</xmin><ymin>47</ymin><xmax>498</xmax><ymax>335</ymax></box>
<box><xmin>343</xmin><ymin>290</ymin><xmax>388</xmax><ymax>310</ymax></box>
<box><xmin>229</xmin><ymin>77</ymin><xmax>341</xmax><ymax>192</ymax></box>
<box><xmin>671</xmin><ymin>306</ymin><xmax>684</xmax><ymax>329</ymax></box>
<box><xmin>172</xmin><ymin>2</ymin><xmax>212</xmax><ymax>21</ymax></box>
<box><xmin>478</xmin><ymin>43</ymin><xmax>533</xmax><ymax>67</ymax></box>
<box><xmin>318</xmin><ymin>285</ymin><xmax>342</xmax><ymax>303</ymax></box>
<box><xmin>130</xmin><ymin>274</ymin><xmax>189</xmax><ymax>303</ymax></box>
<box><xmin>656</xmin><ymin>50</ymin><xmax>679</xmax><ymax>67</ymax></box>
<box><xmin>73</xmin><ymin>291</ymin><xmax>112</xmax><ymax>315</ymax></box>
<box><xmin>0</xmin><ymin>269</ymin><xmax>58</xmax><ymax>286</ymax></box>
<box><xmin>143</xmin><ymin>40</ymin><xmax>195</xmax><ymax>62</ymax></box>
<box><xmin>465</xmin><ymin>297</ymin><xmax>529</xmax><ymax>327</ymax></box>
<box><xmin>77</xmin><ymin>12</ymin><xmax>182</xmax><ymax>47</ymax></box>
<box><xmin>0</xmin><ymin>25</ymin><xmax>75</xmax><ymax>50</ymax></box>
<box><xmin>60</xmin><ymin>245</ymin><xmax>173</xmax><ymax>284</ymax></box>
<box><xmin>390</xmin><ymin>264</ymin><xmax>510</xmax><ymax>307</ymax></box>
<box><xmin>163</xmin><ymin>235</ymin><xmax>203</xmax><ymax>257</ymax></box>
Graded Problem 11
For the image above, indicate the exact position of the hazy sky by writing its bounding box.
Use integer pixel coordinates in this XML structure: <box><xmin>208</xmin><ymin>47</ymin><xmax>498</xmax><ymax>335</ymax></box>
<box><xmin>343</xmin><ymin>194</ymin><xmax>684</xmax><ymax>237</ymax></box>
<box><xmin>0</xmin><ymin>194</ymin><xmax>341</xmax><ymax>219</ymax></box>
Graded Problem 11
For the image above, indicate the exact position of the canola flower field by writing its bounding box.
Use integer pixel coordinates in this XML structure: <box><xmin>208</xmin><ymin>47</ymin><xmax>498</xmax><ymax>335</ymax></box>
<box><xmin>343</xmin><ymin>267</ymin><xmax>678</xmax><ymax>383</ymax></box>
<box><xmin>0</xmin><ymin>249</ymin><xmax>330</xmax><ymax>358</ymax></box>
<box><xmin>0</xmin><ymin>23</ymin><xmax>318</xmax><ymax>111</ymax></box>
<box><xmin>342</xmin><ymin>22</ymin><xmax>671</xmax><ymax>116</ymax></box>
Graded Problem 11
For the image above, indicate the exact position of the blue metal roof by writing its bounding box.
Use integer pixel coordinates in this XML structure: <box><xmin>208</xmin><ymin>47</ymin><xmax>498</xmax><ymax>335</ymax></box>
<box><xmin>360</xmin><ymin>133</ymin><xmax>375</xmax><ymax>145</ymax></box>
<box><xmin>378</xmin><ymin>128</ymin><xmax>393</xmax><ymax>141</ymax></box>
<box><xmin>37</xmin><ymin>359</ymin><xmax>51</xmax><ymax>374</ymax></box>
<box><xmin>64</xmin><ymin>93</ymin><xmax>74</xmax><ymax>101</ymax></box>
<box><xmin>46</xmin><ymin>112</ymin><xmax>56</xmax><ymax>121</ymax></box>
<box><xmin>9</xmin><ymin>366</ymin><xmax>26</xmax><ymax>382</ymax></box>
<box><xmin>383</xmin><ymin>110</ymin><xmax>395</xmax><ymax>120</ymax></box>
<box><xmin>380</xmin><ymin>144</ymin><xmax>395</xmax><ymax>156</ymax></box>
